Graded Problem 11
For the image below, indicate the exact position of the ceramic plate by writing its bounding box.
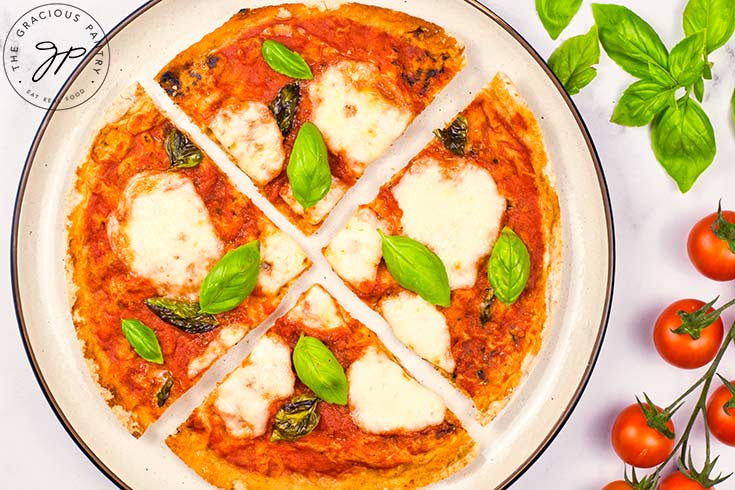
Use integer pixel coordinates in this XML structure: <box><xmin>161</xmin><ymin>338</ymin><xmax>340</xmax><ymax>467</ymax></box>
<box><xmin>12</xmin><ymin>1</ymin><xmax>614</xmax><ymax>488</ymax></box>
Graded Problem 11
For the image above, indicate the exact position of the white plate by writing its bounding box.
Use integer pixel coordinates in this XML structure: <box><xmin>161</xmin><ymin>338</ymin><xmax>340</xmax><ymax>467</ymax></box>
<box><xmin>12</xmin><ymin>1</ymin><xmax>614</xmax><ymax>488</ymax></box>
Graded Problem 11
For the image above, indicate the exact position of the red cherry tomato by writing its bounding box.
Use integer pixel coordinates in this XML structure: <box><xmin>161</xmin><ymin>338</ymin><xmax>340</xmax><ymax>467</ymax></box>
<box><xmin>653</xmin><ymin>299</ymin><xmax>724</xmax><ymax>369</ymax></box>
<box><xmin>611</xmin><ymin>403</ymin><xmax>674</xmax><ymax>468</ymax></box>
<box><xmin>603</xmin><ymin>481</ymin><xmax>632</xmax><ymax>490</ymax></box>
<box><xmin>706</xmin><ymin>381</ymin><xmax>735</xmax><ymax>446</ymax></box>
<box><xmin>659</xmin><ymin>471</ymin><xmax>708</xmax><ymax>490</ymax></box>
<box><xmin>688</xmin><ymin>210</ymin><xmax>735</xmax><ymax>281</ymax></box>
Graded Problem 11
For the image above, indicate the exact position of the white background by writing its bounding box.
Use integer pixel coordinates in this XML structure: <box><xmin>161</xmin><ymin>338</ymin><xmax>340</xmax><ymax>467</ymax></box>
<box><xmin>2</xmin><ymin>0</ymin><xmax>735</xmax><ymax>488</ymax></box>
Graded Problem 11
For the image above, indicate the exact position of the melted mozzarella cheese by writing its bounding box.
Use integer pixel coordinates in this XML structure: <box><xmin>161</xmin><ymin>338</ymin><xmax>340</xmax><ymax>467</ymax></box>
<box><xmin>187</xmin><ymin>326</ymin><xmax>245</xmax><ymax>379</ymax></box>
<box><xmin>209</xmin><ymin>102</ymin><xmax>285</xmax><ymax>186</ymax></box>
<box><xmin>279</xmin><ymin>178</ymin><xmax>347</xmax><ymax>225</ymax></box>
<box><xmin>308</xmin><ymin>61</ymin><xmax>411</xmax><ymax>175</ymax></box>
<box><xmin>286</xmin><ymin>285</ymin><xmax>344</xmax><ymax>330</ymax></box>
<box><xmin>392</xmin><ymin>158</ymin><xmax>506</xmax><ymax>289</ymax></box>
<box><xmin>214</xmin><ymin>334</ymin><xmax>295</xmax><ymax>438</ymax></box>
<box><xmin>107</xmin><ymin>172</ymin><xmax>222</xmax><ymax>297</ymax></box>
<box><xmin>349</xmin><ymin>347</ymin><xmax>446</xmax><ymax>433</ymax></box>
<box><xmin>324</xmin><ymin>208</ymin><xmax>384</xmax><ymax>285</ymax></box>
<box><xmin>257</xmin><ymin>224</ymin><xmax>309</xmax><ymax>296</ymax></box>
<box><xmin>380</xmin><ymin>291</ymin><xmax>455</xmax><ymax>373</ymax></box>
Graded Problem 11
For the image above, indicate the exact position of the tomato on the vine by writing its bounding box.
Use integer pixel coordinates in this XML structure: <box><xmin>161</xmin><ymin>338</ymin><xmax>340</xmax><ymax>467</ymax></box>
<box><xmin>653</xmin><ymin>299</ymin><xmax>724</xmax><ymax>369</ymax></box>
<box><xmin>687</xmin><ymin>207</ymin><xmax>735</xmax><ymax>281</ymax></box>
<box><xmin>603</xmin><ymin>481</ymin><xmax>631</xmax><ymax>490</ymax></box>
<box><xmin>706</xmin><ymin>380</ymin><xmax>735</xmax><ymax>446</ymax></box>
<box><xmin>659</xmin><ymin>471</ymin><xmax>708</xmax><ymax>490</ymax></box>
<box><xmin>611</xmin><ymin>403</ymin><xmax>675</xmax><ymax>468</ymax></box>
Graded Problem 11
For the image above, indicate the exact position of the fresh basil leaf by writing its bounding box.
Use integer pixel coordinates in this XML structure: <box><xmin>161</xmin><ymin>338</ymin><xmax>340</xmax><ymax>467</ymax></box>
<box><xmin>487</xmin><ymin>227</ymin><xmax>531</xmax><ymax>305</ymax></box>
<box><xmin>592</xmin><ymin>3</ymin><xmax>669</xmax><ymax>79</ymax></box>
<box><xmin>269</xmin><ymin>81</ymin><xmax>301</xmax><ymax>136</ymax></box>
<box><xmin>669</xmin><ymin>32</ymin><xmax>706</xmax><ymax>87</ymax></box>
<box><xmin>261</xmin><ymin>40</ymin><xmax>313</xmax><ymax>80</ymax></box>
<box><xmin>156</xmin><ymin>373</ymin><xmax>174</xmax><ymax>407</ymax></box>
<box><xmin>199</xmin><ymin>240</ymin><xmax>260</xmax><ymax>314</ymax></box>
<box><xmin>292</xmin><ymin>335</ymin><xmax>347</xmax><ymax>405</ymax></box>
<box><xmin>287</xmin><ymin>122</ymin><xmax>331</xmax><ymax>210</ymax></box>
<box><xmin>165</xmin><ymin>129</ymin><xmax>203</xmax><ymax>170</ymax></box>
<box><xmin>434</xmin><ymin>115</ymin><xmax>468</xmax><ymax>156</ymax></box>
<box><xmin>548</xmin><ymin>26</ymin><xmax>600</xmax><ymax>95</ymax></box>
<box><xmin>683</xmin><ymin>0</ymin><xmax>735</xmax><ymax>54</ymax></box>
<box><xmin>271</xmin><ymin>394</ymin><xmax>320</xmax><ymax>442</ymax></box>
<box><xmin>145</xmin><ymin>297</ymin><xmax>218</xmax><ymax>334</ymax></box>
<box><xmin>535</xmin><ymin>0</ymin><xmax>583</xmax><ymax>40</ymax></box>
<box><xmin>694</xmin><ymin>76</ymin><xmax>705</xmax><ymax>102</ymax></box>
<box><xmin>121</xmin><ymin>319</ymin><xmax>164</xmax><ymax>364</ymax></box>
<box><xmin>611</xmin><ymin>79</ymin><xmax>676</xmax><ymax>127</ymax></box>
<box><xmin>650</xmin><ymin>96</ymin><xmax>716</xmax><ymax>193</ymax></box>
<box><xmin>647</xmin><ymin>61</ymin><xmax>677</xmax><ymax>89</ymax></box>
<box><xmin>711</xmin><ymin>201</ymin><xmax>735</xmax><ymax>253</ymax></box>
<box><xmin>378</xmin><ymin>231</ymin><xmax>451</xmax><ymax>307</ymax></box>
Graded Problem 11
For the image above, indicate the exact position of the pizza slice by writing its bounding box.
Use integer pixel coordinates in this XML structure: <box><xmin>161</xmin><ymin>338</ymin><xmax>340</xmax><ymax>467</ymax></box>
<box><xmin>324</xmin><ymin>73</ymin><xmax>561</xmax><ymax>423</ymax></box>
<box><xmin>156</xmin><ymin>3</ymin><xmax>464</xmax><ymax>234</ymax></box>
<box><xmin>67</xmin><ymin>85</ymin><xmax>310</xmax><ymax>436</ymax></box>
<box><xmin>166</xmin><ymin>285</ymin><xmax>477</xmax><ymax>489</ymax></box>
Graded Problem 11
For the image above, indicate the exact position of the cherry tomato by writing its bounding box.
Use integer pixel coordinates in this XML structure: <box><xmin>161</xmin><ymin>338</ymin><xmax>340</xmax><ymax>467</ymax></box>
<box><xmin>603</xmin><ymin>481</ymin><xmax>632</xmax><ymax>490</ymax></box>
<box><xmin>653</xmin><ymin>299</ymin><xmax>724</xmax><ymax>369</ymax></box>
<box><xmin>611</xmin><ymin>403</ymin><xmax>674</xmax><ymax>468</ymax></box>
<box><xmin>659</xmin><ymin>471</ymin><xmax>708</xmax><ymax>490</ymax></box>
<box><xmin>688</xmin><ymin>209</ymin><xmax>735</xmax><ymax>281</ymax></box>
<box><xmin>706</xmin><ymin>381</ymin><xmax>735</xmax><ymax>446</ymax></box>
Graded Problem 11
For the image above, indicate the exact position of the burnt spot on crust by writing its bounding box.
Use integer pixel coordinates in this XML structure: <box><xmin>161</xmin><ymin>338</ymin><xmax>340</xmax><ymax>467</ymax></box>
<box><xmin>159</xmin><ymin>71</ymin><xmax>181</xmax><ymax>96</ymax></box>
<box><xmin>421</xmin><ymin>67</ymin><xmax>443</xmax><ymax>94</ymax></box>
<box><xmin>238</xmin><ymin>7</ymin><xmax>250</xmax><ymax>15</ymax></box>
<box><xmin>435</xmin><ymin>422</ymin><xmax>457</xmax><ymax>438</ymax></box>
<box><xmin>405</xmin><ymin>26</ymin><xmax>430</xmax><ymax>38</ymax></box>
<box><xmin>206</xmin><ymin>55</ymin><xmax>220</xmax><ymax>69</ymax></box>
<box><xmin>189</xmin><ymin>71</ymin><xmax>202</xmax><ymax>81</ymax></box>
<box><xmin>476</xmin><ymin>368</ymin><xmax>487</xmax><ymax>383</ymax></box>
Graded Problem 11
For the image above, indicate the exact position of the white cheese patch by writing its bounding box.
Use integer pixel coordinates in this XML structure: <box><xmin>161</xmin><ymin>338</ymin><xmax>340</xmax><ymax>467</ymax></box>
<box><xmin>214</xmin><ymin>334</ymin><xmax>295</xmax><ymax>438</ymax></box>
<box><xmin>392</xmin><ymin>158</ymin><xmax>506</xmax><ymax>289</ymax></box>
<box><xmin>107</xmin><ymin>172</ymin><xmax>222</xmax><ymax>298</ymax></box>
<box><xmin>324</xmin><ymin>208</ymin><xmax>384</xmax><ymax>285</ymax></box>
<box><xmin>257</xmin><ymin>224</ymin><xmax>309</xmax><ymax>296</ymax></box>
<box><xmin>380</xmin><ymin>291</ymin><xmax>455</xmax><ymax>373</ymax></box>
<box><xmin>308</xmin><ymin>61</ymin><xmax>411</xmax><ymax>175</ymax></box>
<box><xmin>209</xmin><ymin>102</ymin><xmax>285</xmax><ymax>186</ymax></box>
<box><xmin>279</xmin><ymin>177</ymin><xmax>348</xmax><ymax>225</ymax></box>
<box><xmin>349</xmin><ymin>347</ymin><xmax>446</xmax><ymax>433</ymax></box>
<box><xmin>286</xmin><ymin>285</ymin><xmax>344</xmax><ymax>330</ymax></box>
<box><xmin>187</xmin><ymin>326</ymin><xmax>245</xmax><ymax>379</ymax></box>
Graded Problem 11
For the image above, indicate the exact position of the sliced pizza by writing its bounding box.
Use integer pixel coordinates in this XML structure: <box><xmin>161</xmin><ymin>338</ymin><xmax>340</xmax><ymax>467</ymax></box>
<box><xmin>66</xmin><ymin>85</ymin><xmax>310</xmax><ymax>436</ymax></box>
<box><xmin>324</xmin><ymin>73</ymin><xmax>561</xmax><ymax>423</ymax></box>
<box><xmin>156</xmin><ymin>3</ymin><xmax>464</xmax><ymax>234</ymax></box>
<box><xmin>166</xmin><ymin>285</ymin><xmax>477</xmax><ymax>489</ymax></box>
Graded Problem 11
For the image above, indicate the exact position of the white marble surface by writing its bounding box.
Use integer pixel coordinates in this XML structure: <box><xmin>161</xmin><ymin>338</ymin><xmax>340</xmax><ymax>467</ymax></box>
<box><xmin>2</xmin><ymin>0</ymin><xmax>735</xmax><ymax>488</ymax></box>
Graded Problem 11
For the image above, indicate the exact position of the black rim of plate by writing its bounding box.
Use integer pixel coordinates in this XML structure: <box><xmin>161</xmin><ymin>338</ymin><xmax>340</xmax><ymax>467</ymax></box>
<box><xmin>11</xmin><ymin>1</ymin><xmax>616</xmax><ymax>488</ymax></box>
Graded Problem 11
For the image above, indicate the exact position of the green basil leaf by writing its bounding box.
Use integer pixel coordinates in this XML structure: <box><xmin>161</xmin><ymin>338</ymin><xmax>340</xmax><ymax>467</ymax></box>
<box><xmin>669</xmin><ymin>32</ymin><xmax>706</xmax><ymax>87</ymax></box>
<box><xmin>271</xmin><ymin>394</ymin><xmax>320</xmax><ymax>442</ymax></box>
<box><xmin>548</xmin><ymin>26</ymin><xmax>600</xmax><ymax>95</ymax></box>
<box><xmin>683</xmin><ymin>0</ymin><xmax>735</xmax><ymax>54</ymax></box>
<box><xmin>611</xmin><ymin>79</ymin><xmax>676</xmax><ymax>127</ymax></box>
<box><xmin>592</xmin><ymin>3</ymin><xmax>669</xmax><ymax>79</ymax></box>
<box><xmin>647</xmin><ymin>61</ymin><xmax>678</xmax><ymax>89</ymax></box>
<box><xmin>287</xmin><ymin>122</ymin><xmax>331</xmax><ymax>210</ymax></box>
<box><xmin>378</xmin><ymin>231</ymin><xmax>451</xmax><ymax>307</ymax></box>
<box><xmin>121</xmin><ymin>319</ymin><xmax>164</xmax><ymax>364</ymax></box>
<box><xmin>165</xmin><ymin>129</ymin><xmax>203</xmax><ymax>170</ymax></box>
<box><xmin>535</xmin><ymin>0</ymin><xmax>583</xmax><ymax>40</ymax></box>
<box><xmin>269</xmin><ymin>81</ymin><xmax>301</xmax><ymax>136</ymax></box>
<box><xmin>650</xmin><ymin>96</ymin><xmax>716</xmax><ymax>193</ymax></box>
<box><xmin>434</xmin><ymin>115</ymin><xmax>468</xmax><ymax>156</ymax></box>
<box><xmin>156</xmin><ymin>373</ymin><xmax>174</xmax><ymax>407</ymax></box>
<box><xmin>261</xmin><ymin>40</ymin><xmax>313</xmax><ymax>80</ymax></box>
<box><xmin>693</xmin><ymin>76</ymin><xmax>705</xmax><ymax>102</ymax></box>
<box><xmin>487</xmin><ymin>227</ymin><xmax>531</xmax><ymax>305</ymax></box>
<box><xmin>292</xmin><ymin>335</ymin><xmax>347</xmax><ymax>405</ymax></box>
<box><xmin>199</xmin><ymin>240</ymin><xmax>260</xmax><ymax>314</ymax></box>
<box><xmin>145</xmin><ymin>297</ymin><xmax>218</xmax><ymax>334</ymax></box>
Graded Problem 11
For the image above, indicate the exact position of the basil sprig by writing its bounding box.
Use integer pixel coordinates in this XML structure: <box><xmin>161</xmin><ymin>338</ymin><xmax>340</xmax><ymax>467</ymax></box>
<box><xmin>548</xmin><ymin>26</ymin><xmax>600</xmax><ymax>95</ymax></box>
<box><xmin>287</xmin><ymin>122</ymin><xmax>331</xmax><ymax>210</ymax></box>
<box><xmin>144</xmin><ymin>297</ymin><xmax>218</xmax><ymax>334</ymax></box>
<box><xmin>536</xmin><ymin>0</ymin><xmax>583</xmax><ymax>40</ymax></box>
<box><xmin>261</xmin><ymin>40</ymin><xmax>313</xmax><ymax>80</ymax></box>
<box><xmin>292</xmin><ymin>335</ymin><xmax>348</xmax><ymax>405</ymax></box>
<box><xmin>683</xmin><ymin>0</ymin><xmax>735</xmax><ymax>55</ymax></box>
<box><xmin>271</xmin><ymin>394</ymin><xmax>320</xmax><ymax>442</ymax></box>
<box><xmin>199</xmin><ymin>240</ymin><xmax>260</xmax><ymax>314</ymax></box>
<box><xmin>378</xmin><ymin>231</ymin><xmax>451</xmax><ymax>307</ymax></box>
<box><xmin>164</xmin><ymin>129</ymin><xmax>203</xmax><ymax>170</ymax></box>
<box><xmin>121</xmin><ymin>319</ymin><xmax>164</xmax><ymax>364</ymax></box>
<box><xmin>487</xmin><ymin>227</ymin><xmax>531</xmax><ymax>306</ymax></box>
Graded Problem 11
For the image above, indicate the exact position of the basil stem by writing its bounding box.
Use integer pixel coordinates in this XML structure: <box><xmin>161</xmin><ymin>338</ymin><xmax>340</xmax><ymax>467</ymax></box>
<box><xmin>199</xmin><ymin>240</ymin><xmax>260</xmax><ymax>315</ymax></box>
<box><xmin>121</xmin><ymin>319</ymin><xmax>164</xmax><ymax>364</ymax></box>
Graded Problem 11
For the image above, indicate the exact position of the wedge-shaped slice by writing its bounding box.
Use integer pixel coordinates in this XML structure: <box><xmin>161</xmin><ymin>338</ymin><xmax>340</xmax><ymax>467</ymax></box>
<box><xmin>156</xmin><ymin>3</ymin><xmax>464</xmax><ymax>234</ymax></box>
<box><xmin>325</xmin><ymin>73</ymin><xmax>561</xmax><ymax>424</ymax></box>
<box><xmin>167</xmin><ymin>285</ymin><xmax>476</xmax><ymax>489</ymax></box>
<box><xmin>66</xmin><ymin>85</ymin><xmax>310</xmax><ymax>436</ymax></box>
